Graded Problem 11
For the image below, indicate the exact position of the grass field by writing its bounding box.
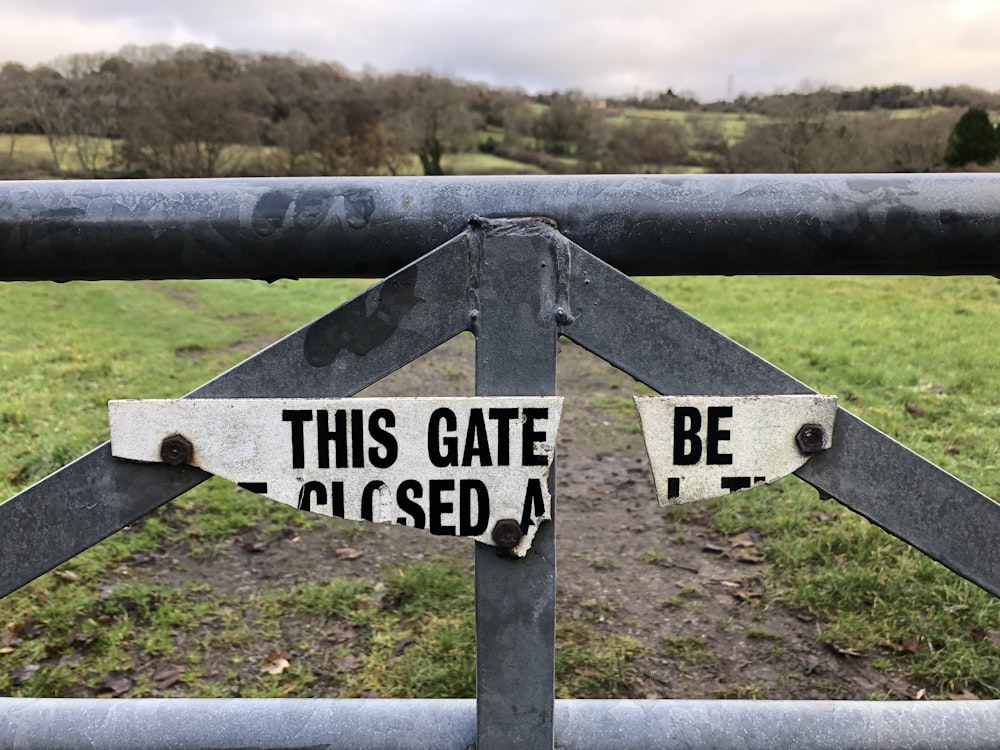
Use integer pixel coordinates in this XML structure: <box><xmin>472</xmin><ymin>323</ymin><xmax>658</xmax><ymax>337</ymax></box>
<box><xmin>3</xmin><ymin>273</ymin><xmax>1000</xmax><ymax>698</ymax></box>
<box><xmin>643</xmin><ymin>275</ymin><xmax>1000</xmax><ymax>696</ymax></box>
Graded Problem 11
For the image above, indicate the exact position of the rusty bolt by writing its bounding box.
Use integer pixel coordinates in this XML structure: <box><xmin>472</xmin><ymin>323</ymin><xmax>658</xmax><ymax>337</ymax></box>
<box><xmin>796</xmin><ymin>424</ymin><xmax>827</xmax><ymax>455</ymax></box>
<box><xmin>160</xmin><ymin>434</ymin><xmax>193</xmax><ymax>465</ymax></box>
<box><xmin>492</xmin><ymin>519</ymin><xmax>523</xmax><ymax>550</ymax></box>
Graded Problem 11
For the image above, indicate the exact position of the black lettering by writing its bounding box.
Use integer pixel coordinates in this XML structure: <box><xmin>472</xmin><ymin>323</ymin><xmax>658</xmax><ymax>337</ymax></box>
<box><xmin>488</xmin><ymin>407</ymin><xmax>518</xmax><ymax>465</ymax></box>
<box><xmin>368</xmin><ymin>409</ymin><xmax>397</xmax><ymax>468</ymax></box>
<box><xmin>429</xmin><ymin>479</ymin><xmax>456</xmax><ymax>535</ymax></box>
<box><xmin>297</xmin><ymin>480</ymin><xmax>325</xmax><ymax>511</ymax></box>
<box><xmin>360</xmin><ymin>480</ymin><xmax>384</xmax><ymax>522</ymax></box>
<box><xmin>317</xmin><ymin>410</ymin><xmax>348</xmax><ymax>469</ymax></box>
<box><xmin>428</xmin><ymin>408</ymin><xmax>458</xmax><ymax>467</ymax></box>
<box><xmin>519</xmin><ymin>478</ymin><xmax>546</xmax><ymax>532</ymax></box>
<box><xmin>521</xmin><ymin>408</ymin><xmax>548</xmax><ymax>466</ymax></box>
<box><xmin>721</xmin><ymin>476</ymin><xmax>752</xmax><ymax>493</ymax></box>
<box><xmin>461</xmin><ymin>409</ymin><xmax>492</xmax><ymax>467</ymax></box>
<box><xmin>330</xmin><ymin>481</ymin><xmax>345</xmax><ymax>517</ymax></box>
<box><xmin>459</xmin><ymin>479</ymin><xmax>489</xmax><ymax>535</ymax></box>
<box><xmin>666</xmin><ymin>477</ymin><xmax>681</xmax><ymax>499</ymax></box>
<box><xmin>351</xmin><ymin>409</ymin><xmax>365</xmax><ymax>468</ymax></box>
<box><xmin>283</xmin><ymin>410</ymin><xmax>313</xmax><ymax>469</ymax></box>
<box><xmin>706</xmin><ymin>406</ymin><xmax>733</xmax><ymax>465</ymax></box>
<box><xmin>672</xmin><ymin>407</ymin><xmax>702</xmax><ymax>465</ymax></box>
<box><xmin>396</xmin><ymin>480</ymin><xmax>425</xmax><ymax>529</ymax></box>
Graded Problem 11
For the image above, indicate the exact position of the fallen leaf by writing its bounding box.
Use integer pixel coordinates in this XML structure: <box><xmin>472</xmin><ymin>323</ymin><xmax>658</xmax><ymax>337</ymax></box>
<box><xmin>152</xmin><ymin>664</ymin><xmax>185</xmax><ymax>689</ymax></box>
<box><xmin>733</xmin><ymin>550</ymin><xmax>765</xmax><ymax>564</ymax></box>
<box><xmin>897</xmin><ymin>635</ymin><xmax>923</xmax><ymax>654</ymax></box>
<box><xmin>261</xmin><ymin>650</ymin><xmax>290</xmax><ymax>675</ymax></box>
<box><xmin>10</xmin><ymin>664</ymin><xmax>38</xmax><ymax>685</ymax></box>
<box><xmin>325</xmin><ymin>625</ymin><xmax>356</xmax><ymax>644</ymax></box>
<box><xmin>905</xmin><ymin>403</ymin><xmax>925</xmax><ymax>417</ymax></box>
<box><xmin>728</xmin><ymin>532</ymin><xmax>755</xmax><ymax>548</ymax></box>
<box><xmin>949</xmin><ymin>689</ymin><xmax>979</xmax><ymax>700</ymax></box>
<box><xmin>977</xmin><ymin>628</ymin><xmax>1000</xmax><ymax>650</ymax></box>
<box><xmin>395</xmin><ymin>637</ymin><xmax>414</xmax><ymax>654</ymax></box>
<box><xmin>807</xmin><ymin>511</ymin><xmax>838</xmax><ymax>523</ymax></box>
<box><xmin>289</xmin><ymin>536</ymin><xmax>301</xmax><ymax>543</ymax></box>
<box><xmin>53</xmin><ymin>570</ymin><xmax>81</xmax><ymax>582</ymax></box>
<box><xmin>98</xmin><ymin>670</ymin><xmax>133</xmax><ymax>697</ymax></box>
<box><xmin>242</xmin><ymin>541</ymin><xmax>268</xmax><ymax>554</ymax></box>
<box><xmin>826</xmin><ymin>643</ymin><xmax>863</xmax><ymax>657</ymax></box>
<box><xmin>701</xmin><ymin>543</ymin><xmax>726</xmax><ymax>554</ymax></box>
<box><xmin>58</xmin><ymin>653</ymin><xmax>83</xmax><ymax>667</ymax></box>
<box><xmin>333</xmin><ymin>654</ymin><xmax>363</xmax><ymax>672</ymax></box>
<box><xmin>915</xmin><ymin>687</ymin><xmax>927</xmax><ymax>700</ymax></box>
<box><xmin>0</xmin><ymin>646</ymin><xmax>13</xmax><ymax>654</ymax></box>
<box><xmin>66</xmin><ymin>630</ymin><xmax>95</xmax><ymax>647</ymax></box>
<box><xmin>336</xmin><ymin>547</ymin><xmax>363</xmax><ymax>560</ymax></box>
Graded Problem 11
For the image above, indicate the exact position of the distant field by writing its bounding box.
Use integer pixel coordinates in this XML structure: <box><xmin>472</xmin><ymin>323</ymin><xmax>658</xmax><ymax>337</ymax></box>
<box><xmin>442</xmin><ymin>151</ymin><xmax>547</xmax><ymax>175</ymax></box>
<box><xmin>0</xmin><ymin>104</ymin><xmax>985</xmax><ymax>179</ymax></box>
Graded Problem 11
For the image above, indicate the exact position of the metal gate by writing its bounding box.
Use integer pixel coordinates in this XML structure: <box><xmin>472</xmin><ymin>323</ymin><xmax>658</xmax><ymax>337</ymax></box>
<box><xmin>3</xmin><ymin>174</ymin><xmax>1000</xmax><ymax>749</ymax></box>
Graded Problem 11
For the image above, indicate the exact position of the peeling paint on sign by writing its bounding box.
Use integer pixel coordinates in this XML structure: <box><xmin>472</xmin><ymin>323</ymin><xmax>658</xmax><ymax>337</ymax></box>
<box><xmin>109</xmin><ymin>397</ymin><xmax>562</xmax><ymax>556</ymax></box>
<box><xmin>635</xmin><ymin>395</ymin><xmax>837</xmax><ymax>505</ymax></box>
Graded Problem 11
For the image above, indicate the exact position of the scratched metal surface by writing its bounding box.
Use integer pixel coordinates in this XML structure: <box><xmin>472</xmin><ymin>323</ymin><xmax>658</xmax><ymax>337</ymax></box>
<box><xmin>472</xmin><ymin>221</ymin><xmax>559</xmax><ymax>750</ymax></box>
<box><xmin>1</xmin><ymin>174</ymin><xmax>1000</xmax><ymax>280</ymax></box>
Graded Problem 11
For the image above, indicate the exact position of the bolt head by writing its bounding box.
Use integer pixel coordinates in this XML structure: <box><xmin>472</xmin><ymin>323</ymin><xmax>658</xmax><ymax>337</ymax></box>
<box><xmin>492</xmin><ymin>519</ymin><xmax>523</xmax><ymax>550</ymax></box>
<box><xmin>160</xmin><ymin>435</ymin><xmax>193</xmax><ymax>465</ymax></box>
<box><xmin>796</xmin><ymin>424</ymin><xmax>827</xmax><ymax>455</ymax></box>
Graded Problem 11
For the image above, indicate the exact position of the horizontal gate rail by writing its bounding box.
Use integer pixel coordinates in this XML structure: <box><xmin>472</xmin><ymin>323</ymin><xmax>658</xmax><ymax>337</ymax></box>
<box><xmin>3</xmin><ymin>698</ymin><xmax>1000</xmax><ymax>750</ymax></box>
<box><xmin>1</xmin><ymin>174</ymin><xmax>1000</xmax><ymax>280</ymax></box>
<box><xmin>4</xmin><ymin>174</ymin><xmax>1000</xmax><ymax>749</ymax></box>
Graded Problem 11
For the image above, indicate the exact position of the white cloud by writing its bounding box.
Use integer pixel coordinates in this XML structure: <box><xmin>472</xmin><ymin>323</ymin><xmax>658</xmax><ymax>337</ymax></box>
<box><xmin>0</xmin><ymin>0</ymin><xmax>996</xmax><ymax>100</ymax></box>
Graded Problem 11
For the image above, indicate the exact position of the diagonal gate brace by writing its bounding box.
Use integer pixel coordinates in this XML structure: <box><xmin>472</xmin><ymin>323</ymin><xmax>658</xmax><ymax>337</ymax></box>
<box><xmin>0</xmin><ymin>233</ymin><xmax>472</xmax><ymax>597</ymax></box>
<box><xmin>3</xmin><ymin>220</ymin><xmax>1000</xmax><ymax>625</ymax></box>
<box><xmin>558</xmin><ymin>237</ymin><xmax>1000</xmax><ymax>598</ymax></box>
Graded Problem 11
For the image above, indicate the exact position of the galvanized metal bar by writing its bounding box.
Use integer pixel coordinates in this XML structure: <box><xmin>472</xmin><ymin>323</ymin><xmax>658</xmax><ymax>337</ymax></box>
<box><xmin>0</xmin><ymin>236</ymin><xmax>471</xmax><ymax>598</ymax></box>
<box><xmin>2</xmin><ymin>174</ymin><xmax>1000</xmax><ymax>281</ymax></box>
<box><xmin>473</xmin><ymin>219</ymin><xmax>559</xmax><ymax>750</ymax></box>
<box><xmin>562</xmin><ymin>244</ymin><xmax>1000</xmax><ymax>597</ymax></box>
<box><xmin>3</xmin><ymin>698</ymin><xmax>1000</xmax><ymax>750</ymax></box>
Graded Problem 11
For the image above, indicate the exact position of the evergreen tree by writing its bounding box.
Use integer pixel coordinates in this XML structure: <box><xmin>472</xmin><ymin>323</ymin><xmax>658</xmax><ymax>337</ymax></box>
<box><xmin>944</xmin><ymin>107</ymin><xmax>999</xmax><ymax>167</ymax></box>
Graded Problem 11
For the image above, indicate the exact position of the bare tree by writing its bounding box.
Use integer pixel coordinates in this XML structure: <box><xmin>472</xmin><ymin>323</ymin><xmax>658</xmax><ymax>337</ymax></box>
<box><xmin>376</xmin><ymin>73</ymin><xmax>480</xmax><ymax>176</ymax></box>
<box><xmin>0</xmin><ymin>63</ymin><xmax>32</xmax><ymax>170</ymax></box>
<box><xmin>117</xmin><ymin>47</ymin><xmax>255</xmax><ymax>177</ymax></box>
<box><xmin>52</xmin><ymin>54</ymin><xmax>122</xmax><ymax>176</ymax></box>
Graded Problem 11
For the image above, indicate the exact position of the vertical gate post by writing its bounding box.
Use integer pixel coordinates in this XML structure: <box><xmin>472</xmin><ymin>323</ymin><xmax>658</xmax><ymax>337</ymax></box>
<box><xmin>473</xmin><ymin>219</ymin><xmax>559</xmax><ymax>749</ymax></box>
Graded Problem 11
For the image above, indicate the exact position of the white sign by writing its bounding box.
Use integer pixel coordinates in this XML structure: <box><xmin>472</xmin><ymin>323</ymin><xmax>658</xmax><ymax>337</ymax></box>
<box><xmin>109</xmin><ymin>397</ymin><xmax>562</xmax><ymax>556</ymax></box>
<box><xmin>634</xmin><ymin>395</ymin><xmax>837</xmax><ymax>505</ymax></box>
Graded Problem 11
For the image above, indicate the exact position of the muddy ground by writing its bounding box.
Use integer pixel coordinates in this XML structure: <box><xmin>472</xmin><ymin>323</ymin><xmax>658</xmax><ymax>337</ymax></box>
<box><xmin>141</xmin><ymin>335</ymin><xmax>917</xmax><ymax>700</ymax></box>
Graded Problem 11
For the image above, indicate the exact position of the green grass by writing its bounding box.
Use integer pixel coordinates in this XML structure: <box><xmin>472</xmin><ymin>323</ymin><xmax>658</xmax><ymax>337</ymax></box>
<box><xmin>4</xmin><ymin>274</ymin><xmax>1000</xmax><ymax>698</ymax></box>
<box><xmin>640</xmin><ymin>275</ymin><xmax>1000</xmax><ymax>697</ymax></box>
<box><xmin>0</xmin><ymin>276</ymin><xmax>643</xmax><ymax>698</ymax></box>
<box><xmin>441</xmin><ymin>151</ymin><xmax>547</xmax><ymax>175</ymax></box>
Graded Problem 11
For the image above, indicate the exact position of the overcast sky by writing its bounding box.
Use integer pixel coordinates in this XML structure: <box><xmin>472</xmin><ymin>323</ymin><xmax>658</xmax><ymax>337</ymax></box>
<box><xmin>1</xmin><ymin>1</ymin><xmax>997</xmax><ymax>101</ymax></box>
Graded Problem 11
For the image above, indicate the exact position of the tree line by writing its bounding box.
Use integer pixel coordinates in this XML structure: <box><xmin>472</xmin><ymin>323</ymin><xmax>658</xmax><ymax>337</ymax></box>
<box><xmin>0</xmin><ymin>44</ymin><xmax>997</xmax><ymax>179</ymax></box>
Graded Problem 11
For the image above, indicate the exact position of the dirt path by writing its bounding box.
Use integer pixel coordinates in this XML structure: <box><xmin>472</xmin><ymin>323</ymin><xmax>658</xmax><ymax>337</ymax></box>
<box><xmin>137</xmin><ymin>335</ymin><xmax>916</xmax><ymax>700</ymax></box>
<box><xmin>351</xmin><ymin>335</ymin><xmax>911</xmax><ymax>699</ymax></box>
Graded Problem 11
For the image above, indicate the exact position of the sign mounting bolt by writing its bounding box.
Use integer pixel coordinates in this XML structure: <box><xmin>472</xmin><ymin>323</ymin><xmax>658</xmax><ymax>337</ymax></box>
<box><xmin>160</xmin><ymin>435</ymin><xmax>193</xmax><ymax>465</ymax></box>
<box><xmin>796</xmin><ymin>424</ymin><xmax>827</xmax><ymax>455</ymax></box>
<box><xmin>492</xmin><ymin>519</ymin><xmax>523</xmax><ymax>550</ymax></box>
